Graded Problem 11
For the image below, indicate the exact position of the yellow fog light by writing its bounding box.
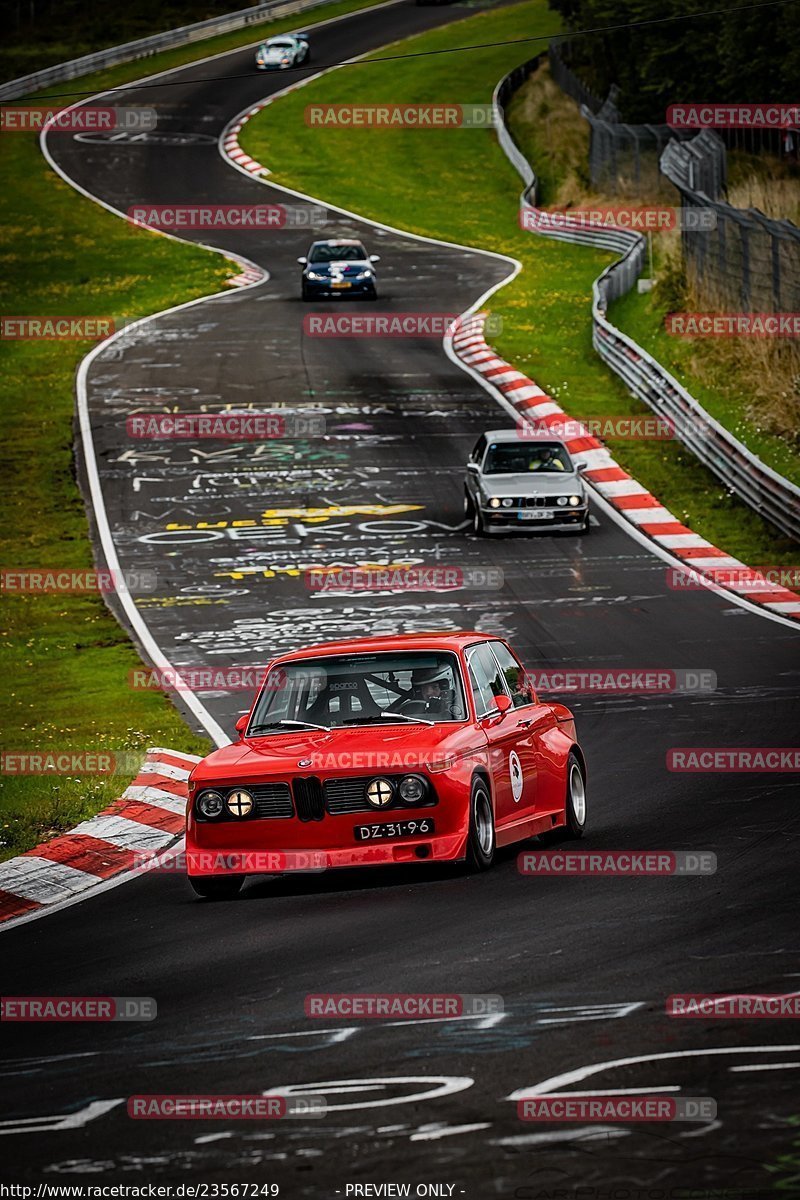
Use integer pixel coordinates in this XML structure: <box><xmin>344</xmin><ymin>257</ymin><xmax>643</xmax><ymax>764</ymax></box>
<box><xmin>366</xmin><ymin>778</ymin><xmax>394</xmax><ymax>808</ymax></box>
<box><xmin>226</xmin><ymin>789</ymin><xmax>254</xmax><ymax>818</ymax></box>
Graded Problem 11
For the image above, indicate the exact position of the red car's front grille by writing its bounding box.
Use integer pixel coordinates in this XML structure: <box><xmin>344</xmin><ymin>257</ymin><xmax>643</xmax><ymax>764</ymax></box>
<box><xmin>292</xmin><ymin>776</ymin><xmax>325</xmax><ymax>822</ymax></box>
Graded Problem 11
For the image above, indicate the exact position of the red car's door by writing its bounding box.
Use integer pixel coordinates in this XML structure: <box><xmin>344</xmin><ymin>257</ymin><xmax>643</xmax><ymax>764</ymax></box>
<box><xmin>465</xmin><ymin>642</ymin><xmax>538</xmax><ymax>831</ymax></box>
<box><xmin>490</xmin><ymin>640</ymin><xmax>565</xmax><ymax>820</ymax></box>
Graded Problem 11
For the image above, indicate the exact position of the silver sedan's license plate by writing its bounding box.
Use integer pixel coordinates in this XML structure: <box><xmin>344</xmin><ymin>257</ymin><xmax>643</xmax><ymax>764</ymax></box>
<box><xmin>519</xmin><ymin>510</ymin><xmax>553</xmax><ymax>520</ymax></box>
<box><xmin>354</xmin><ymin>818</ymin><xmax>435</xmax><ymax>842</ymax></box>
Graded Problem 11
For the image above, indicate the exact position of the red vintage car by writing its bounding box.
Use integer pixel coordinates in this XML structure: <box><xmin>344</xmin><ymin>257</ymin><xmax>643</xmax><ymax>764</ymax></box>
<box><xmin>185</xmin><ymin>632</ymin><xmax>587</xmax><ymax>899</ymax></box>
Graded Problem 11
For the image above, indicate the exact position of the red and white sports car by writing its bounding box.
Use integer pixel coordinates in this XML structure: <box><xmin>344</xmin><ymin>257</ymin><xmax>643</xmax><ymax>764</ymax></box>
<box><xmin>186</xmin><ymin>632</ymin><xmax>587</xmax><ymax>898</ymax></box>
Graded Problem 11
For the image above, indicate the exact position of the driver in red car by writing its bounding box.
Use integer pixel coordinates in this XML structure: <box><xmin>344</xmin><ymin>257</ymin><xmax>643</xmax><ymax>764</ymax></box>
<box><xmin>399</xmin><ymin>666</ymin><xmax>454</xmax><ymax>716</ymax></box>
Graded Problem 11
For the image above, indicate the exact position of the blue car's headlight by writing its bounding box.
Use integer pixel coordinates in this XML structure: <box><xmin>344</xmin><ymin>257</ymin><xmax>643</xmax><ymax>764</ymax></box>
<box><xmin>306</xmin><ymin>271</ymin><xmax>327</xmax><ymax>281</ymax></box>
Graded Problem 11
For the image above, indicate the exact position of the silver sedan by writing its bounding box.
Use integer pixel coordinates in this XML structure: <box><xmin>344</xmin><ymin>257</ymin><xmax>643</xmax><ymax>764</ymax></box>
<box><xmin>464</xmin><ymin>429</ymin><xmax>590</xmax><ymax>535</ymax></box>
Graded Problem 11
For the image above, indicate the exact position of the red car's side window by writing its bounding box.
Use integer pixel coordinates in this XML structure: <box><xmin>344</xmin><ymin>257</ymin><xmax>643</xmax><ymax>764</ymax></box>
<box><xmin>466</xmin><ymin>644</ymin><xmax>507</xmax><ymax>716</ymax></box>
<box><xmin>491</xmin><ymin>642</ymin><xmax>536</xmax><ymax>708</ymax></box>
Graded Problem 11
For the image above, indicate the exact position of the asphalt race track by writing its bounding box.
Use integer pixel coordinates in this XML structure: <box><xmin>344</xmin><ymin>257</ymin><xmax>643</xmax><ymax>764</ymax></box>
<box><xmin>3</xmin><ymin>1</ymin><xmax>800</xmax><ymax>1193</ymax></box>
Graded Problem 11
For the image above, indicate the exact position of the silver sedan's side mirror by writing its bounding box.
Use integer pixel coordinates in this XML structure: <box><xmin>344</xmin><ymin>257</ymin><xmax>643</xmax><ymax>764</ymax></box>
<box><xmin>576</xmin><ymin>461</ymin><xmax>587</xmax><ymax>472</ymax></box>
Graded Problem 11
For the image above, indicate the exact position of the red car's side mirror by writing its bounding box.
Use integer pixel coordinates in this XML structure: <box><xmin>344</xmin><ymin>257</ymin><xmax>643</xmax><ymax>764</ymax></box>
<box><xmin>494</xmin><ymin>693</ymin><xmax>512</xmax><ymax>715</ymax></box>
<box><xmin>235</xmin><ymin>715</ymin><xmax>248</xmax><ymax>738</ymax></box>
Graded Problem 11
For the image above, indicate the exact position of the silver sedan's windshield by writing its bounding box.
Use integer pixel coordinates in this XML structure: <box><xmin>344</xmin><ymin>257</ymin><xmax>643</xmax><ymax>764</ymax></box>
<box><xmin>249</xmin><ymin>651</ymin><xmax>467</xmax><ymax>732</ymax></box>
<box><xmin>484</xmin><ymin>442</ymin><xmax>571</xmax><ymax>474</ymax></box>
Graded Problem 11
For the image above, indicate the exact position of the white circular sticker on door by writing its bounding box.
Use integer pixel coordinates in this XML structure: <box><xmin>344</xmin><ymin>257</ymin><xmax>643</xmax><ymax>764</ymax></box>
<box><xmin>509</xmin><ymin>751</ymin><xmax>524</xmax><ymax>802</ymax></box>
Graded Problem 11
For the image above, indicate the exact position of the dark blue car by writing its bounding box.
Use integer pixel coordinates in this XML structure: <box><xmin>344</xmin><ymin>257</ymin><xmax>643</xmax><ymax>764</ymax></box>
<box><xmin>298</xmin><ymin>239</ymin><xmax>379</xmax><ymax>301</ymax></box>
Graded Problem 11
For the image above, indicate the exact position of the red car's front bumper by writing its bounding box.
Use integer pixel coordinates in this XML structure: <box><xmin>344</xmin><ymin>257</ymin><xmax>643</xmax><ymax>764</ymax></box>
<box><xmin>185</xmin><ymin>774</ymin><xmax>473</xmax><ymax>878</ymax></box>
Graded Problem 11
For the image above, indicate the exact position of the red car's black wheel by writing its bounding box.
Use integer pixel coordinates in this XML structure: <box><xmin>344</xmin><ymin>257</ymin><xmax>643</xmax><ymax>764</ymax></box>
<box><xmin>188</xmin><ymin>876</ymin><xmax>244</xmax><ymax>900</ymax></box>
<box><xmin>466</xmin><ymin>778</ymin><xmax>495</xmax><ymax>871</ymax></box>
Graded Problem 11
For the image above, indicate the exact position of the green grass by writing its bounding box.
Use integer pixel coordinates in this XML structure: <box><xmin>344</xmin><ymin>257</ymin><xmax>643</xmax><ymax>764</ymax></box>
<box><xmin>0</xmin><ymin>0</ymin><xmax>384</xmax><ymax>860</ymax></box>
<box><xmin>240</xmin><ymin>3</ymin><xmax>800</xmax><ymax>570</ymax></box>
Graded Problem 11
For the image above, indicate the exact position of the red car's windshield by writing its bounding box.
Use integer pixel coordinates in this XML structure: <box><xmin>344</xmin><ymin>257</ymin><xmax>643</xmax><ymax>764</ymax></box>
<box><xmin>248</xmin><ymin>651</ymin><xmax>468</xmax><ymax>731</ymax></box>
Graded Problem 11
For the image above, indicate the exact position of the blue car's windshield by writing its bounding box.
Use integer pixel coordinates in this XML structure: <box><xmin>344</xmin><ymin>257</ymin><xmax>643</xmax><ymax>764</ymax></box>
<box><xmin>248</xmin><ymin>651</ymin><xmax>468</xmax><ymax>731</ymax></box>
<box><xmin>309</xmin><ymin>244</ymin><xmax>367</xmax><ymax>263</ymax></box>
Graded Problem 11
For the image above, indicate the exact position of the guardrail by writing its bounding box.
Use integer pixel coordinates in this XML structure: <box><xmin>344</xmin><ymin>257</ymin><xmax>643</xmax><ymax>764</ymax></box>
<box><xmin>492</xmin><ymin>57</ymin><xmax>800</xmax><ymax>542</ymax></box>
<box><xmin>0</xmin><ymin>0</ymin><xmax>337</xmax><ymax>103</ymax></box>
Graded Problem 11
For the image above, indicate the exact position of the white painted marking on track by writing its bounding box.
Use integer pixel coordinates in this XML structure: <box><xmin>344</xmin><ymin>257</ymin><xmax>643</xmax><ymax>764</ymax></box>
<box><xmin>0</xmin><ymin>1099</ymin><xmax>123</xmax><ymax>1136</ymax></box>
<box><xmin>492</xmin><ymin>1126</ymin><xmax>630</xmax><ymax>1146</ymax></box>
<box><xmin>262</xmin><ymin>1076</ymin><xmax>474</xmax><ymax>1112</ymax></box>
<box><xmin>505</xmin><ymin>1045</ymin><xmax>800</xmax><ymax>1101</ymax></box>
<box><xmin>248</xmin><ymin>1027</ymin><xmax>358</xmax><ymax>1044</ymax></box>
<box><xmin>730</xmin><ymin>1062</ymin><xmax>800</xmax><ymax>1072</ymax></box>
<box><xmin>410</xmin><ymin>1122</ymin><xmax>491</xmax><ymax>1141</ymax></box>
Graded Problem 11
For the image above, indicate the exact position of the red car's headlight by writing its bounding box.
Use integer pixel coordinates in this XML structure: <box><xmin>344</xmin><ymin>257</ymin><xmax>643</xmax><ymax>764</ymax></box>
<box><xmin>398</xmin><ymin>774</ymin><xmax>427</xmax><ymax>804</ymax></box>
<box><xmin>196</xmin><ymin>789</ymin><xmax>224</xmax><ymax>818</ymax></box>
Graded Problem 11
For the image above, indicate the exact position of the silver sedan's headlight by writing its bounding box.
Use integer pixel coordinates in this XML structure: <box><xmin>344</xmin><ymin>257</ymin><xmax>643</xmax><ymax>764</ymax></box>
<box><xmin>488</xmin><ymin>496</ymin><xmax>502</xmax><ymax>509</ymax></box>
<box><xmin>568</xmin><ymin>495</ymin><xmax>583</xmax><ymax>507</ymax></box>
